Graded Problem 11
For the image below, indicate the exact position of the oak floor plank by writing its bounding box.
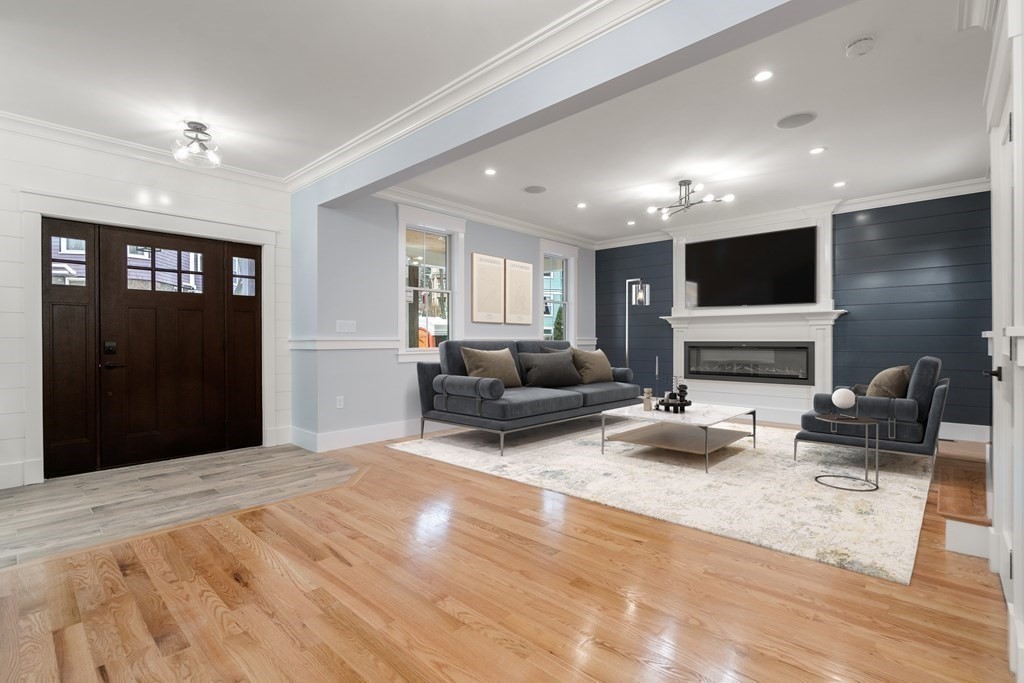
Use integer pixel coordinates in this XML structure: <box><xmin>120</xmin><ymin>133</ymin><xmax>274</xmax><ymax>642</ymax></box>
<box><xmin>0</xmin><ymin>434</ymin><xmax>1012</xmax><ymax>681</ymax></box>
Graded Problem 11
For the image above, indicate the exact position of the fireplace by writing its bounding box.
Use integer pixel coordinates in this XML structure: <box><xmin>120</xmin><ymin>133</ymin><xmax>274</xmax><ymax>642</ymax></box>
<box><xmin>684</xmin><ymin>342</ymin><xmax>814</xmax><ymax>386</ymax></box>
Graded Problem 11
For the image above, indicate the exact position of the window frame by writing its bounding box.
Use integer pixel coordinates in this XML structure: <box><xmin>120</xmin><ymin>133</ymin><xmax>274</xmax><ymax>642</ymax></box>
<box><xmin>58</xmin><ymin>237</ymin><xmax>86</xmax><ymax>255</ymax></box>
<box><xmin>397</xmin><ymin>206</ymin><xmax>465</xmax><ymax>360</ymax></box>
<box><xmin>539</xmin><ymin>240</ymin><xmax>578</xmax><ymax>345</ymax></box>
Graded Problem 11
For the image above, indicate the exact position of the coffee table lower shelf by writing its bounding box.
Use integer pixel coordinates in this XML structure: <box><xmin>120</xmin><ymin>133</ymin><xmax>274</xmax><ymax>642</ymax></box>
<box><xmin>606</xmin><ymin>422</ymin><xmax>752</xmax><ymax>472</ymax></box>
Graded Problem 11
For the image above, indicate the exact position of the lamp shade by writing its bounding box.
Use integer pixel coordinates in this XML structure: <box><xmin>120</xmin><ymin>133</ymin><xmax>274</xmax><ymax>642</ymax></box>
<box><xmin>831</xmin><ymin>388</ymin><xmax>857</xmax><ymax>410</ymax></box>
<box><xmin>631</xmin><ymin>282</ymin><xmax>651</xmax><ymax>306</ymax></box>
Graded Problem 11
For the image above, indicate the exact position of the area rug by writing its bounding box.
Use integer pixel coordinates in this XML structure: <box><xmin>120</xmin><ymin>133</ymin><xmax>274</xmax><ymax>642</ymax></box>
<box><xmin>390</xmin><ymin>417</ymin><xmax>934</xmax><ymax>584</ymax></box>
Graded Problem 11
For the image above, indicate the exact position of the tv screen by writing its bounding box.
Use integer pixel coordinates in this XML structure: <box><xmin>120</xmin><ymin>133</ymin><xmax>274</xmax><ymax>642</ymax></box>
<box><xmin>685</xmin><ymin>226</ymin><xmax>817</xmax><ymax>307</ymax></box>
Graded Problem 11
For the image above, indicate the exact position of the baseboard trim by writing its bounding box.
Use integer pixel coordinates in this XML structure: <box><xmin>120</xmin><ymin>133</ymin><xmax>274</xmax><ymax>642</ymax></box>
<box><xmin>939</xmin><ymin>422</ymin><xmax>991</xmax><ymax>442</ymax></box>
<box><xmin>0</xmin><ymin>461</ymin><xmax>25</xmax><ymax>490</ymax></box>
<box><xmin>263</xmin><ymin>426</ymin><xmax>292</xmax><ymax>447</ymax></box>
<box><xmin>945</xmin><ymin>519</ymin><xmax>990</xmax><ymax>558</ymax></box>
<box><xmin>295</xmin><ymin>419</ymin><xmax>449</xmax><ymax>453</ymax></box>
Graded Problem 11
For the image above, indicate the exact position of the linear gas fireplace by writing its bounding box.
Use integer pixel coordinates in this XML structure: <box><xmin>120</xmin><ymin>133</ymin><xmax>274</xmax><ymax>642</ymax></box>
<box><xmin>684</xmin><ymin>342</ymin><xmax>814</xmax><ymax>386</ymax></box>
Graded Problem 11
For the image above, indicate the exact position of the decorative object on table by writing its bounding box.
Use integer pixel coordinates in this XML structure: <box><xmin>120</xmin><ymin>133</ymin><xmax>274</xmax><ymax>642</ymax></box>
<box><xmin>471</xmin><ymin>253</ymin><xmax>505</xmax><ymax>322</ymax></box>
<box><xmin>504</xmin><ymin>258</ymin><xmax>533</xmax><ymax>324</ymax></box>
<box><xmin>646</xmin><ymin>179</ymin><xmax>735</xmax><ymax>221</ymax></box>
<box><xmin>642</xmin><ymin>388</ymin><xmax>653</xmax><ymax>411</ymax></box>
<box><xmin>830</xmin><ymin>387</ymin><xmax>858</xmax><ymax>419</ymax></box>
<box><xmin>392</xmin><ymin>420</ymin><xmax>933</xmax><ymax>584</ymax></box>
<box><xmin>656</xmin><ymin>381</ymin><xmax>691</xmax><ymax>413</ymax></box>
<box><xmin>623</xmin><ymin>277</ymin><xmax>650</xmax><ymax>369</ymax></box>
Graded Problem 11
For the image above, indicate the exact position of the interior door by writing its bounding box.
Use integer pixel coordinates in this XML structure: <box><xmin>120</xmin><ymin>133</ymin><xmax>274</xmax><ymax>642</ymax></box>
<box><xmin>98</xmin><ymin>227</ymin><xmax>227</xmax><ymax>467</ymax></box>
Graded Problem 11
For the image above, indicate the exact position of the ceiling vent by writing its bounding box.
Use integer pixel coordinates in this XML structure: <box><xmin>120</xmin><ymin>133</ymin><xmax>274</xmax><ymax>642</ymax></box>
<box><xmin>845</xmin><ymin>35</ymin><xmax>876</xmax><ymax>58</ymax></box>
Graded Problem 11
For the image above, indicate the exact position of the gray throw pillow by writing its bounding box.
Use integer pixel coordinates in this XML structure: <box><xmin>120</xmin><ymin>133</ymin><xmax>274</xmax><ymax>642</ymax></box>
<box><xmin>460</xmin><ymin>347</ymin><xmax>522</xmax><ymax>388</ymax></box>
<box><xmin>570</xmin><ymin>347</ymin><xmax>614</xmax><ymax>384</ymax></box>
<box><xmin>866</xmin><ymin>365</ymin><xmax>912</xmax><ymax>398</ymax></box>
<box><xmin>519</xmin><ymin>350</ymin><xmax>581</xmax><ymax>387</ymax></box>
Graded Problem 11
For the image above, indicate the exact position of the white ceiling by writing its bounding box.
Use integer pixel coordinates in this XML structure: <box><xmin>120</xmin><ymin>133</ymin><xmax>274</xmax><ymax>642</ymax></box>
<box><xmin>0</xmin><ymin>0</ymin><xmax>588</xmax><ymax>178</ymax></box>
<box><xmin>399</xmin><ymin>0</ymin><xmax>993</xmax><ymax>243</ymax></box>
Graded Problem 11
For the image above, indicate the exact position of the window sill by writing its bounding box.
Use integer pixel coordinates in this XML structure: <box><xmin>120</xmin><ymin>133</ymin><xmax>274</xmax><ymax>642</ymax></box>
<box><xmin>397</xmin><ymin>349</ymin><xmax>441</xmax><ymax>364</ymax></box>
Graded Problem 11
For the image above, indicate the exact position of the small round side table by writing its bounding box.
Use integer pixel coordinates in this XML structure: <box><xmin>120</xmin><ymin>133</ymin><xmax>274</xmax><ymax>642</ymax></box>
<box><xmin>813</xmin><ymin>414</ymin><xmax>879</xmax><ymax>492</ymax></box>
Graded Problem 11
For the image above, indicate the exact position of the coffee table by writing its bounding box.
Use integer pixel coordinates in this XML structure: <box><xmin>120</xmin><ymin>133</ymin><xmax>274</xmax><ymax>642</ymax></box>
<box><xmin>601</xmin><ymin>403</ymin><xmax>756</xmax><ymax>472</ymax></box>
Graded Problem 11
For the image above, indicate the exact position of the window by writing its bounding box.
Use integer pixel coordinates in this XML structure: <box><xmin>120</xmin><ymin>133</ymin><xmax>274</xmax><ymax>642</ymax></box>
<box><xmin>126</xmin><ymin>244</ymin><xmax>204</xmax><ymax>293</ymax></box>
<box><xmin>50</xmin><ymin>236</ymin><xmax>87</xmax><ymax>286</ymax></box>
<box><xmin>405</xmin><ymin>227</ymin><xmax>450</xmax><ymax>349</ymax></box>
<box><xmin>232</xmin><ymin>257</ymin><xmax>256</xmax><ymax>296</ymax></box>
<box><xmin>542</xmin><ymin>255</ymin><xmax>568</xmax><ymax>341</ymax></box>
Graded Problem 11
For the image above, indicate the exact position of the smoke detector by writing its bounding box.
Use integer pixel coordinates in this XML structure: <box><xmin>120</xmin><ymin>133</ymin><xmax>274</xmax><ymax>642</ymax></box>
<box><xmin>845</xmin><ymin>35</ymin><xmax>876</xmax><ymax>58</ymax></box>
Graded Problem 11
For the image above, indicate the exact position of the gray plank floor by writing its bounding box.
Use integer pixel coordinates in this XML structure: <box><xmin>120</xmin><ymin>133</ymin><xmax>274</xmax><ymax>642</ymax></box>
<box><xmin>0</xmin><ymin>444</ymin><xmax>358</xmax><ymax>568</ymax></box>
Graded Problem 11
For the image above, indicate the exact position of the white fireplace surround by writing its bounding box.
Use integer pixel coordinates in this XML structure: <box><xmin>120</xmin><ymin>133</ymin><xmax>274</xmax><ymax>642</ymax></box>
<box><xmin>661</xmin><ymin>203</ymin><xmax>845</xmax><ymax>425</ymax></box>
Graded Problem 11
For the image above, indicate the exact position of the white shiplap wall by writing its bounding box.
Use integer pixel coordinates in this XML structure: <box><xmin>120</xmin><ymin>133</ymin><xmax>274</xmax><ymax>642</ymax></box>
<box><xmin>0</xmin><ymin>118</ymin><xmax>291</xmax><ymax>489</ymax></box>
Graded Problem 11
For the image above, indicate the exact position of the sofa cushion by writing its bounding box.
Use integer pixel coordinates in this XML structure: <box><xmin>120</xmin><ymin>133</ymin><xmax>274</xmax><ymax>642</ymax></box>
<box><xmin>866</xmin><ymin>365</ymin><xmax>912</xmax><ymax>398</ymax></box>
<box><xmin>440</xmin><ymin>340</ymin><xmax>520</xmax><ymax>377</ymax></box>
<box><xmin>433</xmin><ymin>386</ymin><xmax>583</xmax><ymax>420</ymax></box>
<box><xmin>519</xmin><ymin>350</ymin><xmax>581</xmax><ymax>387</ymax></box>
<box><xmin>570</xmin><ymin>348</ymin><xmax>614</xmax><ymax>384</ymax></box>
<box><xmin>562</xmin><ymin>381</ymin><xmax>640</xmax><ymax>407</ymax></box>
<box><xmin>517</xmin><ymin>340</ymin><xmax>571</xmax><ymax>355</ymax></box>
<box><xmin>460</xmin><ymin>347</ymin><xmax>522</xmax><ymax>388</ymax></box>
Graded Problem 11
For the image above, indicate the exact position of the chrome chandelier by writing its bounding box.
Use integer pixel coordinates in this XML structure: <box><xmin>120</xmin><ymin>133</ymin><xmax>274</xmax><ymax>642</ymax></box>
<box><xmin>647</xmin><ymin>179</ymin><xmax>734</xmax><ymax>221</ymax></box>
<box><xmin>172</xmin><ymin>121</ymin><xmax>221</xmax><ymax>168</ymax></box>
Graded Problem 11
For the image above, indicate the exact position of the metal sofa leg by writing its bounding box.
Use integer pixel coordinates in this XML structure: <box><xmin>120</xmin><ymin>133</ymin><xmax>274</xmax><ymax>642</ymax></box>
<box><xmin>499</xmin><ymin>432</ymin><xmax>505</xmax><ymax>457</ymax></box>
<box><xmin>793</xmin><ymin>439</ymin><xmax>799</xmax><ymax>460</ymax></box>
<box><xmin>420</xmin><ymin>417</ymin><xmax>425</xmax><ymax>439</ymax></box>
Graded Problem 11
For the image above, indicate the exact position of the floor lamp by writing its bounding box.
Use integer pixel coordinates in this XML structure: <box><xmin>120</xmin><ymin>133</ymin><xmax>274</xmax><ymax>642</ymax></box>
<box><xmin>624</xmin><ymin>278</ymin><xmax>651</xmax><ymax>369</ymax></box>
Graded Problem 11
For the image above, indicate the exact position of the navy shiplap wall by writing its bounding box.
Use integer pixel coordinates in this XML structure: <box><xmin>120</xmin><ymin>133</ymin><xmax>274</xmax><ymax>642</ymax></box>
<box><xmin>833</xmin><ymin>192</ymin><xmax>992</xmax><ymax>425</ymax></box>
<box><xmin>595</xmin><ymin>240</ymin><xmax>674</xmax><ymax>392</ymax></box>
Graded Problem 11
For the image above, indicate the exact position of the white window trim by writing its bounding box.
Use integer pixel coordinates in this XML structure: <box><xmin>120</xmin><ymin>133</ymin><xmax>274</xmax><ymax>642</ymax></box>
<box><xmin>397</xmin><ymin>205</ymin><xmax>465</xmax><ymax>361</ymax></box>
<box><xmin>58</xmin><ymin>237</ymin><xmax>86</xmax><ymax>255</ymax></box>
<box><xmin>540</xmin><ymin>239</ymin><xmax>578</xmax><ymax>345</ymax></box>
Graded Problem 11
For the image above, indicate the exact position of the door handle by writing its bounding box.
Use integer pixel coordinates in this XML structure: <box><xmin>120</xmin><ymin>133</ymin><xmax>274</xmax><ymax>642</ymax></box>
<box><xmin>984</xmin><ymin>367</ymin><xmax>1003</xmax><ymax>381</ymax></box>
<box><xmin>101</xmin><ymin>362</ymin><xmax>127</xmax><ymax>369</ymax></box>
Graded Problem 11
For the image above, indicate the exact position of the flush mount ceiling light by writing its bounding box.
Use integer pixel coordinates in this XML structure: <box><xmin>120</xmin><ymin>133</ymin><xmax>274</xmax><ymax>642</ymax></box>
<box><xmin>647</xmin><ymin>180</ymin><xmax>734</xmax><ymax>221</ymax></box>
<box><xmin>172</xmin><ymin>121</ymin><xmax>221</xmax><ymax>168</ymax></box>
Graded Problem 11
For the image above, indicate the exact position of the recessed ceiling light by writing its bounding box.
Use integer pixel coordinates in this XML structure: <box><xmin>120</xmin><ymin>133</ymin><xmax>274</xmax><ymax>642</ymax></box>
<box><xmin>753</xmin><ymin>70</ymin><xmax>773</xmax><ymax>82</ymax></box>
<box><xmin>809</xmin><ymin>146</ymin><xmax>827</xmax><ymax>155</ymax></box>
<box><xmin>576</xmin><ymin>202</ymin><xmax>587</xmax><ymax>209</ymax></box>
<box><xmin>627</xmin><ymin>220</ymin><xmax>636</xmax><ymax>226</ymax></box>
<box><xmin>484</xmin><ymin>168</ymin><xmax>496</xmax><ymax>176</ymax></box>
<box><xmin>646</xmin><ymin>206</ymin><xmax>657</xmax><ymax>214</ymax></box>
<box><xmin>833</xmin><ymin>181</ymin><xmax>846</xmax><ymax>188</ymax></box>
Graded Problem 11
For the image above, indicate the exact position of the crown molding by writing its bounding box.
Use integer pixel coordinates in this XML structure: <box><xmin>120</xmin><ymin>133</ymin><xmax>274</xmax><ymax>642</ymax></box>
<box><xmin>374</xmin><ymin>187</ymin><xmax>599</xmax><ymax>250</ymax></box>
<box><xmin>957</xmin><ymin>0</ymin><xmax>998</xmax><ymax>31</ymax></box>
<box><xmin>834</xmin><ymin>178</ymin><xmax>990</xmax><ymax>214</ymax></box>
<box><xmin>0</xmin><ymin>110</ymin><xmax>287</xmax><ymax>192</ymax></box>
<box><xmin>662</xmin><ymin>201</ymin><xmax>840</xmax><ymax>241</ymax></box>
<box><xmin>594</xmin><ymin>231</ymin><xmax>673</xmax><ymax>251</ymax></box>
<box><xmin>284</xmin><ymin>0</ymin><xmax>668</xmax><ymax>192</ymax></box>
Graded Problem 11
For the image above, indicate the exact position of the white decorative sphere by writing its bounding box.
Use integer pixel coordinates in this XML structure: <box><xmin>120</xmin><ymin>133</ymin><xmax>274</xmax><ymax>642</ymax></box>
<box><xmin>831</xmin><ymin>388</ymin><xmax>857</xmax><ymax>410</ymax></box>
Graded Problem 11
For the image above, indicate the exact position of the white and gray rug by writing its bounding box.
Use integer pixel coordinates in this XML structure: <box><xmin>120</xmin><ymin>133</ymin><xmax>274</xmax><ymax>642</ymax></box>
<box><xmin>390</xmin><ymin>417</ymin><xmax>934</xmax><ymax>584</ymax></box>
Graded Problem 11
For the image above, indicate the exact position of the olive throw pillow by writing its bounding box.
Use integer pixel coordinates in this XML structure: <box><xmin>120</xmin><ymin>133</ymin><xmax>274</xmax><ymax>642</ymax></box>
<box><xmin>460</xmin><ymin>347</ymin><xmax>523</xmax><ymax>388</ymax></box>
<box><xmin>866</xmin><ymin>364</ymin><xmax>912</xmax><ymax>398</ymax></box>
<box><xmin>519</xmin><ymin>350</ymin><xmax>581</xmax><ymax>387</ymax></box>
<box><xmin>570</xmin><ymin>347</ymin><xmax>614</xmax><ymax>384</ymax></box>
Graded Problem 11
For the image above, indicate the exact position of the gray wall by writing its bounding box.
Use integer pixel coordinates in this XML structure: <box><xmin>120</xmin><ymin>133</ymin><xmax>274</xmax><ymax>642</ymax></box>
<box><xmin>833</xmin><ymin>192</ymin><xmax>992</xmax><ymax>425</ymax></box>
<box><xmin>595</xmin><ymin>240</ymin><xmax>674</xmax><ymax>393</ymax></box>
<box><xmin>464</xmin><ymin>220</ymin><xmax>543</xmax><ymax>339</ymax></box>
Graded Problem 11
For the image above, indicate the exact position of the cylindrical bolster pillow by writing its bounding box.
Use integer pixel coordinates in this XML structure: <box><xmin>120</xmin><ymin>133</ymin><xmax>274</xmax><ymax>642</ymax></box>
<box><xmin>432</xmin><ymin>374</ymin><xmax>504</xmax><ymax>400</ymax></box>
<box><xmin>612</xmin><ymin>367</ymin><xmax>633</xmax><ymax>383</ymax></box>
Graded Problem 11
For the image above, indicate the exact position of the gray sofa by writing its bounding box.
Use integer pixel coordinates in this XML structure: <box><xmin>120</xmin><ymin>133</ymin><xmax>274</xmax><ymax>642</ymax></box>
<box><xmin>417</xmin><ymin>340</ymin><xmax>641</xmax><ymax>455</ymax></box>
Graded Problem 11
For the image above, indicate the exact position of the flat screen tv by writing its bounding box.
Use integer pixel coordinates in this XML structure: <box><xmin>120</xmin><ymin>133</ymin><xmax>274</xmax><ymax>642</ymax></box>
<box><xmin>684</xmin><ymin>226</ymin><xmax>817</xmax><ymax>307</ymax></box>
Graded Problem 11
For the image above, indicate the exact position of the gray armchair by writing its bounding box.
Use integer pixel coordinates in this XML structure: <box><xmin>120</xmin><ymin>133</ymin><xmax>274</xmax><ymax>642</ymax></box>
<box><xmin>794</xmin><ymin>356</ymin><xmax>949</xmax><ymax>457</ymax></box>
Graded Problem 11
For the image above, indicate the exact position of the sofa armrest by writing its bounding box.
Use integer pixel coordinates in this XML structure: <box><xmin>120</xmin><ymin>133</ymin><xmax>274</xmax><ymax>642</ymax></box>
<box><xmin>612</xmin><ymin>367</ymin><xmax>633</xmax><ymax>383</ymax></box>
<box><xmin>431</xmin><ymin>374</ymin><xmax>504</xmax><ymax>400</ymax></box>
<box><xmin>417</xmin><ymin>362</ymin><xmax>442</xmax><ymax>415</ymax></box>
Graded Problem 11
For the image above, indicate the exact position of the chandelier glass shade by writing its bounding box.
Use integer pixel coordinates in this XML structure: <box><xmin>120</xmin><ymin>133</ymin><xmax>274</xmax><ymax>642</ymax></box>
<box><xmin>648</xmin><ymin>179</ymin><xmax>734</xmax><ymax>220</ymax></box>
<box><xmin>171</xmin><ymin>121</ymin><xmax>221</xmax><ymax>168</ymax></box>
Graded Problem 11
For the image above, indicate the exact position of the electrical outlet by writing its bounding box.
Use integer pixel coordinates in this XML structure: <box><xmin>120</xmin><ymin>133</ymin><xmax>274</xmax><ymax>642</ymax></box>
<box><xmin>336</xmin><ymin>320</ymin><xmax>357</xmax><ymax>333</ymax></box>
<box><xmin>336</xmin><ymin>396</ymin><xmax>344</xmax><ymax>409</ymax></box>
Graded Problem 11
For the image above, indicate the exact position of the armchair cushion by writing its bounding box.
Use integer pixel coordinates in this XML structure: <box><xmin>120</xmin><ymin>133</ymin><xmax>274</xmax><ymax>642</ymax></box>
<box><xmin>906</xmin><ymin>356</ymin><xmax>942</xmax><ymax>418</ymax></box>
<box><xmin>811</xmin><ymin>392</ymin><xmax>918</xmax><ymax>422</ymax></box>
<box><xmin>866</xmin><ymin>365</ymin><xmax>912</xmax><ymax>398</ymax></box>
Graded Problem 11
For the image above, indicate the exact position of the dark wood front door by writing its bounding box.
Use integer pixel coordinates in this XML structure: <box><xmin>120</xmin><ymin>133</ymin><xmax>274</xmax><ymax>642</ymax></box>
<box><xmin>42</xmin><ymin>219</ymin><xmax>262</xmax><ymax>476</ymax></box>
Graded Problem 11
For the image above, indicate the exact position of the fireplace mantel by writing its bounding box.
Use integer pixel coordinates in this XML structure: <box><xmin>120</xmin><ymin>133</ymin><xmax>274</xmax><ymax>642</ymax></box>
<box><xmin>662</xmin><ymin>308</ymin><xmax>846</xmax><ymax>329</ymax></box>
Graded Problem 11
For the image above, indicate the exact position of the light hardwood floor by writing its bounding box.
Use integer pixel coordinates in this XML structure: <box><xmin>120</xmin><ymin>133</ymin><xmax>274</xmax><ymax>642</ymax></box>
<box><xmin>0</xmin><ymin>437</ymin><xmax>1010</xmax><ymax>682</ymax></box>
